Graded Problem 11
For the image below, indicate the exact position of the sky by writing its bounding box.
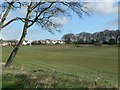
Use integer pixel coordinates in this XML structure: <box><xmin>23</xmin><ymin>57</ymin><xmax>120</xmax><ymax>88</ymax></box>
<box><xmin>0</xmin><ymin>0</ymin><xmax>119</xmax><ymax>41</ymax></box>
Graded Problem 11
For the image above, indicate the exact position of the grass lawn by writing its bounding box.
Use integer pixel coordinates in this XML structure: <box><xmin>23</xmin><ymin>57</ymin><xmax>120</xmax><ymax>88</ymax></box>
<box><xmin>2</xmin><ymin>45</ymin><xmax>118</xmax><ymax>88</ymax></box>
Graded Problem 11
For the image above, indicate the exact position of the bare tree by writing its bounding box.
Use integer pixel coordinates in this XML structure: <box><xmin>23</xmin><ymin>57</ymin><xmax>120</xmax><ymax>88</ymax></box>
<box><xmin>5</xmin><ymin>1</ymin><xmax>90</xmax><ymax>67</ymax></box>
<box><xmin>0</xmin><ymin>1</ymin><xmax>30</xmax><ymax>30</ymax></box>
<box><xmin>0</xmin><ymin>0</ymin><xmax>15</xmax><ymax>31</ymax></box>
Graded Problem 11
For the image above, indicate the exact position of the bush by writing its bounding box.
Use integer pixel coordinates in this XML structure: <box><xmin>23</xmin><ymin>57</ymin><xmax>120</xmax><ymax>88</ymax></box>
<box><xmin>31</xmin><ymin>41</ymin><xmax>41</xmax><ymax>45</ymax></box>
<box><xmin>118</xmin><ymin>44</ymin><xmax>120</xmax><ymax>47</ymax></box>
<box><xmin>108</xmin><ymin>39</ymin><xmax>117</xmax><ymax>45</ymax></box>
<box><xmin>103</xmin><ymin>41</ymin><xmax>109</xmax><ymax>44</ymax></box>
<box><xmin>94</xmin><ymin>42</ymin><xmax>102</xmax><ymax>46</ymax></box>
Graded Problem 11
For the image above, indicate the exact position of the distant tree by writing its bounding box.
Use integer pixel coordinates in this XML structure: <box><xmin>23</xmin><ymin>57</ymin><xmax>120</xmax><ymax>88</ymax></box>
<box><xmin>92</xmin><ymin>32</ymin><xmax>99</xmax><ymax>42</ymax></box>
<box><xmin>62</xmin><ymin>30</ymin><xmax>119</xmax><ymax>45</ymax></box>
<box><xmin>117</xmin><ymin>36</ymin><xmax>120</xmax><ymax>44</ymax></box>
<box><xmin>77</xmin><ymin>32</ymin><xmax>92</xmax><ymax>44</ymax></box>
<box><xmin>96</xmin><ymin>32</ymin><xmax>104</xmax><ymax>42</ymax></box>
<box><xmin>92</xmin><ymin>30</ymin><xmax>120</xmax><ymax>44</ymax></box>
<box><xmin>4</xmin><ymin>1</ymin><xmax>90</xmax><ymax>67</ymax></box>
<box><xmin>108</xmin><ymin>38</ymin><xmax>117</xmax><ymax>45</ymax></box>
<box><xmin>116</xmin><ymin>30</ymin><xmax>120</xmax><ymax>43</ymax></box>
<box><xmin>72</xmin><ymin>34</ymin><xmax>80</xmax><ymax>46</ymax></box>
<box><xmin>62</xmin><ymin>33</ymin><xmax>75</xmax><ymax>44</ymax></box>
<box><xmin>91</xmin><ymin>39</ymin><xmax>95</xmax><ymax>44</ymax></box>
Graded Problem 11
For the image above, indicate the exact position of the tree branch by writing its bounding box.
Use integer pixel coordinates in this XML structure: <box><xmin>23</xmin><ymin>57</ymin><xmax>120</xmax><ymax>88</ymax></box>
<box><xmin>2</xmin><ymin>17</ymin><xmax>34</xmax><ymax>29</ymax></box>
<box><xmin>61</xmin><ymin>2</ymin><xmax>90</xmax><ymax>18</ymax></box>
<box><xmin>31</xmin><ymin>2</ymin><xmax>45</xmax><ymax>11</ymax></box>
<box><xmin>27</xmin><ymin>2</ymin><xmax>55</xmax><ymax>28</ymax></box>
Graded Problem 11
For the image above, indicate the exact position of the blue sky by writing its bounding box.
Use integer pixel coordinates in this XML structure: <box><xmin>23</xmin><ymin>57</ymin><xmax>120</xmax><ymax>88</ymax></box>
<box><xmin>1</xmin><ymin>0</ymin><xmax>118</xmax><ymax>41</ymax></box>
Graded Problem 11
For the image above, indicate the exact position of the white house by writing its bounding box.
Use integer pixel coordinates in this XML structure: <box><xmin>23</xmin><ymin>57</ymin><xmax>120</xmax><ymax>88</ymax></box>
<box><xmin>57</xmin><ymin>40</ymin><xmax>65</xmax><ymax>44</ymax></box>
<box><xmin>51</xmin><ymin>40</ymin><xmax>65</xmax><ymax>44</ymax></box>
<box><xmin>2</xmin><ymin>42</ymin><xmax>9</xmax><ymax>46</ymax></box>
<box><xmin>45</xmin><ymin>39</ymin><xmax>51</xmax><ymax>44</ymax></box>
<box><xmin>1</xmin><ymin>40</ymin><xmax>18</xmax><ymax>46</ymax></box>
<box><xmin>51</xmin><ymin>40</ymin><xmax>58</xmax><ymax>44</ymax></box>
<box><xmin>22</xmin><ymin>40</ymin><xmax>31</xmax><ymax>45</ymax></box>
<box><xmin>40</xmin><ymin>40</ymin><xmax>46</xmax><ymax>44</ymax></box>
<box><xmin>31</xmin><ymin>39</ymin><xmax>65</xmax><ymax>45</ymax></box>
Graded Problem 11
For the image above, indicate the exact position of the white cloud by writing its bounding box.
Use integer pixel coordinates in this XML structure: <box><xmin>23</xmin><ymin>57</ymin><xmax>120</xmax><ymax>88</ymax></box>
<box><xmin>53</xmin><ymin>17</ymin><xmax>69</xmax><ymax>25</ymax></box>
<box><xmin>85</xmin><ymin>0</ymin><xmax>118</xmax><ymax>14</ymax></box>
<box><xmin>94</xmin><ymin>1</ymin><xmax>117</xmax><ymax>14</ymax></box>
<box><xmin>83</xmin><ymin>0</ymin><xmax>118</xmax><ymax>2</ymax></box>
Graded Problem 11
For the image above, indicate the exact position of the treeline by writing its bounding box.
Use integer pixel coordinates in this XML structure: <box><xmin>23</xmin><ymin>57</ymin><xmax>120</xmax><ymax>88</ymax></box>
<box><xmin>62</xmin><ymin>29</ymin><xmax>120</xmax><ymax>45</ymax></box>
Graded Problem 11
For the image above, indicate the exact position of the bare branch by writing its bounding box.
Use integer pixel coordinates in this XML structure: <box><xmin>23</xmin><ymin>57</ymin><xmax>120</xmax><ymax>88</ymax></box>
<box><xmin>0</xmin><ymin>1</ymin><xmax>15</xmax><ymax>31</ymax></box>
<box><xmin>61</xmin><ymin>2</ymin><xmax>90</xmax><ymax>18</ymax></box>
<box><xmin>1</xmin><ymin>17</ymin><xmax>33</xmax><ymax>28</ymax></box>
<box><xmin>31</xmin><ymin>2</ymin><xmax>45</xmax><ymax>11</ymax></box>
<box><xmin>27</xmin><ymin>2</ymin><xmax>55</xmax><ymax>28</ymax></box>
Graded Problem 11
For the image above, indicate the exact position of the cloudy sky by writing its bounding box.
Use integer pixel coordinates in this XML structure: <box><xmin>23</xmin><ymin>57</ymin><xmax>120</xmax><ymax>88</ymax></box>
<box><xmin>0</xmin><ymin>0</ymin><xmax>119</xmax><ymax>41</ymax></box>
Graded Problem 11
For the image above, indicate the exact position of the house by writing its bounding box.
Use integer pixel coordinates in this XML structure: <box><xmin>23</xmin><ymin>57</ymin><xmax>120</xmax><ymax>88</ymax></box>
<box><xmin>40</xmin><ymin>40</ymin><xmax>46</xmax><ymax>44</ymax></box>
<box><xmin>45</xmin><ymin>39</ymin><xmax>51</xmax><ymax>44</ymax></box>
<box><xmin>57</xmin><ymin>40</ymin><xmax>65</xmax><ymax>44</ymax></box>
<box><xmin>51</xmin><ymin>40</ymin><xmax>58</xmax><ymax>44</ymax></box>
<box><xmin>31</xmin><ymin>39</ymin><xmax>65</xmax><ymax>45</ymax></box>
<box><xmin>51</xmin><ymin>40</ymin><xmax>65</xmax><ymax>44</ymax></box>
<box><xmin>0</xmin><ymin>39</ymin><xmax>18</xmax><ymax>46</ymax></box>
<box><xmin>22</xmin><ymin>40</ymin><xmax>31</xmax><ymax>45</ymax></box>
<box><xmin>0</xmin><ymin>39</ymin><xmax>31</xmax><ymax>46</ymax></box>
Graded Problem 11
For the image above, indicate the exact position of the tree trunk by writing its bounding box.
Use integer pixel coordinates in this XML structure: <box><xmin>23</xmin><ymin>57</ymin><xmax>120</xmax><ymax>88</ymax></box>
<box><xmin>4</xmin><ymin>28</ymin><xmax>27</xmax><ymax>67</ymax></box>
<box><xmin>0</xmin><ymin>1</ymin><xmax>14</xmax><ymax>31</ymax></box>
<box><xmin>5</xmin><ymin>3</ymin><xmax>32</xmax><ymax>67</ymax></box>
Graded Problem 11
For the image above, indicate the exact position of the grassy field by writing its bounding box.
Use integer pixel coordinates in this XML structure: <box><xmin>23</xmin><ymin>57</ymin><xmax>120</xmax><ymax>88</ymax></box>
<box><xmin>2</xmin><ymin>45</ymin><xmax>118</xmax><ymax>88</ymax></box>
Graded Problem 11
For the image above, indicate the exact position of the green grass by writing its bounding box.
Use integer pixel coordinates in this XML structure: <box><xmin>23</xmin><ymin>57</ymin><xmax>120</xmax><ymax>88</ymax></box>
<box><xmin>2</xmin><ymin>45</ymin><xmax>118</xmax><ymax>88</ymax></box>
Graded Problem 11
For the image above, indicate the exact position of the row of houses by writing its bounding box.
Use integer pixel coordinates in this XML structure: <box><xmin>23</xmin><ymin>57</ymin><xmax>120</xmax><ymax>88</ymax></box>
<box><xmin>0</xmin><ymin>39</ymin><xmax>65</xmax><ymax>46</ymax></box>
<box><xmin>0</xmin><ymin>39</ymin><xmax>18</xmax><ymax>46</ymax></box>
<box><xmin>31</xmin><ymin>39</ymin><xmax>65</xmax><ymax>45</ymax></box>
